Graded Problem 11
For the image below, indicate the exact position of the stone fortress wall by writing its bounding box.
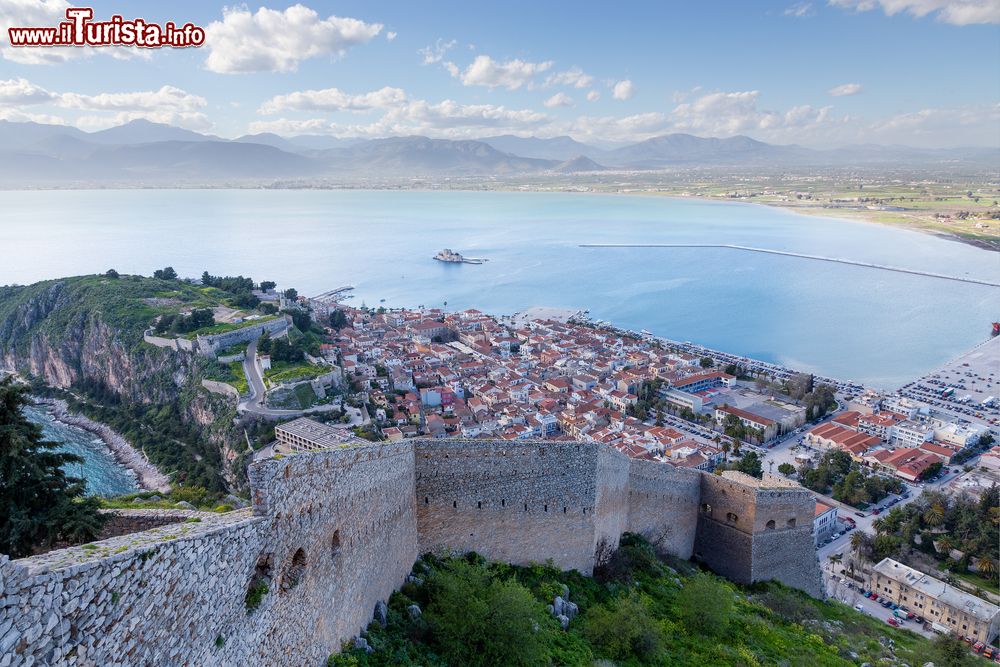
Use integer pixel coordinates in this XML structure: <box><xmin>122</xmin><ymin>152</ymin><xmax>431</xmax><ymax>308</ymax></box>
<box><xmin>0</xmin><ymin>439</ymin><xmax>821</xmax><ymax>666</ymax></box>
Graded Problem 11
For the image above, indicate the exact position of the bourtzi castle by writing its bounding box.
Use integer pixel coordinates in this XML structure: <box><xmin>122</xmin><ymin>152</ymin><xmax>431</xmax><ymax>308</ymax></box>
<box><xmin>1</xmin><ymin>418</ymin><xmax>821</xmax><ymax>666</ymax></box>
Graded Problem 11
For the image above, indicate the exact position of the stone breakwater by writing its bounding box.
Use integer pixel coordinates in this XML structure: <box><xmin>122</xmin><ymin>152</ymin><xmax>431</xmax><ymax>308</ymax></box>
<box><xmin>36</xmin><ymin>399</ymin><xmax>171</xmax><ymax>493</ymax></box>
<box><xmin>0</xmin><ymin>438</ymin><xmax>821</xmax><ymax>666</ymax></box>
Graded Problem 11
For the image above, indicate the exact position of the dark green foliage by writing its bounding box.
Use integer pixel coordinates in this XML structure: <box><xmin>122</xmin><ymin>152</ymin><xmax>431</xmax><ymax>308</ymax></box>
<box><xmin>105</xmin><ymin>269</ymin><xmax>119</xmax><ymax>279</ymax></box>
<box><xmin>0</xmin><ymin>378</ymin><xmax>106</xmax><ymax>557</ymax></box>
<box><xmin>328</xmin><ymin>535</ymin><xmax>942</xmax><ymax>666</ymax></box>
<box><xmin>676</xmin><ymin>573</ymin><xmax>734</xmax><ymax>635</ymax></box>
<box><xmin>422</xmin><ymin>559</ymin><xmax>557</xmax><ymax>667</ymax></box>
<box><xmin>283</xmin><ymin>288</ymin><xmax>298</xmax><ymax>300</ymax></box>
<box><xmin>245</xmin><ymin>581</ymin><xmax>269</xmax><ymax>614</ymax></box>
<box><xmin>800</xmin><ymin>450</ymin><xmax>902</xmax><ymax>506</ymax></box>
<box><xmin>699</xmin><ymin>356</ymin><xmax>714</xmax><ymax>368</ymax></box>
<box><xmin>919</xmin><ymin>461</ymin><xmax>943</xmax><ymax>481</ymax></box>
<box><xmin>290</xmin><ymin>310</ymin><xmax>312</xmax><ymax>333</ymax></box>
<box><xmin>778</xmin><ymin>462</ymin><xmax>796</xmax><ymax>476</ymax></box>
<box><xmin>258</xmin><ymin>281</ymin><xmax>276</xmax><ymax>291</ymax></box>
<box><xmin>731</xmin><ymin>450</ymin><xmax>763</xmax><ymax>478</ymax></box>
<box><xmin>152</xmin><ymin>266</ymin><xmax>177</xmax><ymax>280</ymax></box>
<box><xmin>328</xmin><ymin>310</ymin><xmax>349</xmax><ymax>330</ymax></box>
<box><xmin>153</xmin><ymin>308</ymin><xmax>215</xmax><ymax>335</ymax></box>
<box><xmin>927</xmin><ymin>634</ymin><xmax>977</xmax><ymax>667</ymax></box>
<box><xmin>868</xmin><ymin>487</ymin><xmax>999</xmax><ymax>587</ymax></box>
<box><xmin>583</xmin><ymin>591</ymin><xmax>666</xmax><ymax>662</ymax></box>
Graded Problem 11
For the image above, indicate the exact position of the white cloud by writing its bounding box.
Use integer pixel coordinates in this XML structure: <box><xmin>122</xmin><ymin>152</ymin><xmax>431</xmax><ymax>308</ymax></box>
<box><xmin>459</xmin><ymin>55</ymin><xmax>552</xmax><ymax>90</ymax></box>
<box><xmin>865</xmin><ymin>103</ymin><xmax>1000</xmax><ymax>145</ymax></box>
<box><xmin>204</xmin><ymin>4</ymin><xmax>382</xmax><ymax>74</ymax></box>
<box><xmin>543</xmin><ymin>92</ymin><xmax>573</xmax><ymax>108</ymax></box>
<box><xmin>251</xmin><ymin>99</ymin><xmax>551</xmax><ymax>139</ymax></box>
<box><xmin>386</xmin><ymin>31</ymin><xmax>397</xmax><ymax>41</ymax></box>
<box><xmin>586</xmin><ymin>90</ymin><xmax>601</xmax><ymax>102</ymax></box>
<box><xmin>784</xmin><ymin>2</ymin><xmax>815</xmax><ymax>16</ymax></box>
<box><xmin>543</xmin><ymin>67</ymin><xmax>594</xmax><ymax>89</ymax></box>
<box><xmin>259</xmin><ymin>86</ymin><xmax>406</xmax><ymax>114</ymax></box>
<box><xmin>828</xmin><ymin>82</ymin><xmax>863</xmax><ymax>96</ymax></box>
<box><xmin>0</xmin><ymin>77</ymin><xmax>56</xmax><ymax>104</ymax></box>
<box><xmin>57</xmin><ymin>85</ymin><xmax>206</xmax><ymax>112</ymax></box>
<box><xmin>612</xmin><ymin>79</ymin><xmax>635</xmax><ymax>101</ymax></box>
<box><xmin>418</xmin><ymin>38</ymin><xmax>456</xmax><ymax>64</ymax></box>
<box><xmin>0</xmin><ymin>106</ymin><xmax>66</xmax><ymax>124</ymax></box>
<box><xmin>669</xmin><ymin>89</ymin><xmax>835</xmax><ymax>136</ymax></box>
<box><xmin>828</xmin><ymin>0</ymin><xmax>1000</xmax><ymax>25</ymax></box>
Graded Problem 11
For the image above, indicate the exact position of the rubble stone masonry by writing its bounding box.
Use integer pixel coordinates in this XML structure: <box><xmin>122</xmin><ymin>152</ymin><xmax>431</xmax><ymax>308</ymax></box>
<box><xmin>0</xmin><ymin>440</ymin><xmax>820</xmax><ymax>666</ymax></box>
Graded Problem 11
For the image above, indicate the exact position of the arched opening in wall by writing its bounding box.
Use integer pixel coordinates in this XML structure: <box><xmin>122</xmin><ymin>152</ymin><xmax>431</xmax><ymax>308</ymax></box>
<box><xmin>424</xmin><ymin>496</ymin><xmax>429</xmax><ymax>505</ymax></box>
<box><xmin>766</xmin><ymin>520</ymin><xmax>776</xmax><ymax>530</ymax></box>
<box><xmin>281</xmin><ymin>548</ymin><xmax>307</xmax><ymax>594</ymax></box>
<box><xmin>331</xmin><ymin>530</ymin><xmax>342</xmax><ymax>561</ymax></box>
<box><xmin>786</xmin><ymin>518</ymin><xmax>796</xmax><ymax>528</ymax></box>
<box><xmin>245</xmin><ymin>553</ymin><xmax>273</xmax><ymax>613</ymax></box>
<box><xmin>701</xmin><ymin>503</ymin><xmax>712</xmax><ymax>515</ymax></box>
<box><xmin>726</xmin><ymin>512</ymin><xmax>738</xmax><ymax>523</ymax></box>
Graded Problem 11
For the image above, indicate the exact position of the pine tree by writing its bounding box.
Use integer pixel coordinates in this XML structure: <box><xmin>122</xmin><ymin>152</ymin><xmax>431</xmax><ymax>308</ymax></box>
<box><xmin>0</xmin><ymin>378</ymin><xmax>105</xmax><ymax>557</ymax></box>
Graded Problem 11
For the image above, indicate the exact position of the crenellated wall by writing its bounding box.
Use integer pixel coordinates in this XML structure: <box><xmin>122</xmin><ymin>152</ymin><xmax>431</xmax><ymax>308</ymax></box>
<box><xmin>0</xmin><ymin>439</ymin><xmax>821</xmax><ymax>666</ymax></box>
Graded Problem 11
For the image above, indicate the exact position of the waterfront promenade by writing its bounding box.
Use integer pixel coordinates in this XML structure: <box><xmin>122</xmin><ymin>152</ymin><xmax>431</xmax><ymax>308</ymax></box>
<box><xmin>579</xmin><ymin>244</ymin><xmax>1000</xmax><ymax>288</ymax></box>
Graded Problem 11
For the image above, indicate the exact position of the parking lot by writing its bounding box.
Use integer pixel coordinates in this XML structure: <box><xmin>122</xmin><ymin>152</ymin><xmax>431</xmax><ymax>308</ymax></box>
<box><xmin>897</xmin><ymin>334</ymin><xmax>1000</xmax><ymax>432</ymax></box>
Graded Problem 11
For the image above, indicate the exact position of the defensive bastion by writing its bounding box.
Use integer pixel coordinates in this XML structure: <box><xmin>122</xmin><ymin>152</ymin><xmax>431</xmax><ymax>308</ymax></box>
<box><xmin>0</xmin><ymin>438</ymin><xmax>821</xmax><ymax>666</ymax></box>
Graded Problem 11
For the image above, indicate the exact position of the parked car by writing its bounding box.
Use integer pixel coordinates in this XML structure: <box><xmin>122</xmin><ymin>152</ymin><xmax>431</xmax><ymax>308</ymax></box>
<box><xmin>886</xmin><ymin>618</ymin><xmax>899</xmax><ymax>627</ymax></box>
<box><xmin>855</xmin><ymin>511</ymin><xmax>866</xmax><ymax>517</ymax></box>
<box><xmin>854</xmin><ymin>603</ymin><xmax>865</xmax><ymax>612</ymax></box>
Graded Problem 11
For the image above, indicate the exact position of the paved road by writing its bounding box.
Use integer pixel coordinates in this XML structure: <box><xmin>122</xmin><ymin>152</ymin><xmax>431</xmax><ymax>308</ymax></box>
<box><xmin>237</xmin><ymin>338</ymin><xmax>365</xmax><ymax>423</ymax></box>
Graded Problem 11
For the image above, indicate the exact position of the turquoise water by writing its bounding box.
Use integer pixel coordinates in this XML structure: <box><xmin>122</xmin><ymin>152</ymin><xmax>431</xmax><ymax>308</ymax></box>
<box><xmin>24</xmin><ymin>405</ymin><xmax>139</xmax><ymax>497</ymax></box>
<box><xmin>2</xmin><ymin>189</ymin><xmax>997</xmax><ymax>388</ymax></box>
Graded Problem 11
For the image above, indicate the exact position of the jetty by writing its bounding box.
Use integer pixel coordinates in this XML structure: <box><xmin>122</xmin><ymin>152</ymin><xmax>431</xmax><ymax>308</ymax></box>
<box><xmin>579</xmin><ymin>243</ymin><xmax>1000</xmax><ymax>288</ymax></box>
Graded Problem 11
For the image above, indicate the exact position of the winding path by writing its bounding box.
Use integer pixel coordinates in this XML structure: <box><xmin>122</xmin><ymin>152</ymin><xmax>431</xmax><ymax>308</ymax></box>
<box><xmin>236</xmin><ymin>338</ymin><xmax>364</xmax><ymax>422</ymax></box>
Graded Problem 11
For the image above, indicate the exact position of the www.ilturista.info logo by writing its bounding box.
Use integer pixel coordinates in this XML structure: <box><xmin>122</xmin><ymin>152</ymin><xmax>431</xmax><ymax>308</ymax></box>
<box><xmin>7</xmin><ymin>8</ymin><xmax>205</xmax><ymax>49</ymax></box>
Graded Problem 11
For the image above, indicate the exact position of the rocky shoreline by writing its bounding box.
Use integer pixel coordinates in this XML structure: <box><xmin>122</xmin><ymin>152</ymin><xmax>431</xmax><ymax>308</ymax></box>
<box><xmin>36</xmin><ymin>398</ymin><xmax>172</xmax><ymax>493</ymax></box>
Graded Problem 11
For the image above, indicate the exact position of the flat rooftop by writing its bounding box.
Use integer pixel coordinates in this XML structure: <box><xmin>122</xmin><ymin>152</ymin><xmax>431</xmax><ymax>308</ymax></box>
<box><xmin>275</xmin><ymin>417</ymin><xmax>363</xmax><ymax>449</ymax></box>
<box><xmin>872</xmin><ymin>557</ymin><xmax>999</xmax><ymax>622</ymax></box>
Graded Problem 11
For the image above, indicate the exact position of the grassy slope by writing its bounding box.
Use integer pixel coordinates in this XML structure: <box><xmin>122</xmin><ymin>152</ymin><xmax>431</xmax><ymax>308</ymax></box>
<box><xmin>330</xmin><ymin>536</ymin><xmax>958</xmax><ymax>667</ymax></box>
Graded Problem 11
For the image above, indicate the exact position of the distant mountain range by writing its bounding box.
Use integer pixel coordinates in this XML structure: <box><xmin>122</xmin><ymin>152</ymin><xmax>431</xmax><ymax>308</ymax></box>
<box><xmin>0</xmin><ymin>118</ymin><xmax>994</xmax><ymax>185</ymax></box>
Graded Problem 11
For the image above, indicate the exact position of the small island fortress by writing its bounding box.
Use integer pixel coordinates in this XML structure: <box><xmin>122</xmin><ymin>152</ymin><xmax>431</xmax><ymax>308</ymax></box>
<box><xmin>433</xmin><ymin>248</ymin><xmax>486</xmax><ymax>264</ymax></box>
<box><xmin>0</xmin><ymin>419</ymin><xmax>821</xmax><ymax>666</ymax></box>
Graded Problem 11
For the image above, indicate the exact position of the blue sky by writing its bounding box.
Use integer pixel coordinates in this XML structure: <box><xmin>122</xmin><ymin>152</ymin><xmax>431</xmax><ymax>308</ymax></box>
<box><xmin>0</xmin><ymin>0</ymin><xmax>997</xmax><ymax>147</ymax></box>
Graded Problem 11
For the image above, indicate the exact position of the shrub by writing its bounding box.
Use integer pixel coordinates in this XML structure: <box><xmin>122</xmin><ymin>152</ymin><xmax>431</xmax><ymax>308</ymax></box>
<box><xmin>583</xmin><ymin>590</ymin><xmax>666</xmax><ymax>663</ymax></box>
<box><xmin>676</xmin><ymin>573</ymin><xmax>734</xmax><ymax>636</ymax></box>
<box><xmin>423</xmin><ymin>559</ymin><xmax>555</xmax><ymax>667</ymax></box>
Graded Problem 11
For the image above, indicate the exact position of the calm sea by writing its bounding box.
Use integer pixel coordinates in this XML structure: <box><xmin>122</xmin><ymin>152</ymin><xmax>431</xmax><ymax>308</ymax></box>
<box><xmin>23</xmin><ymin>405</ymin><xmax>139</xmax><ymax>497</ymax></box>
<box><xmin>2</xmin><ymin>189</ymin><xmax>998</xmax><ymax>390</ymax></box>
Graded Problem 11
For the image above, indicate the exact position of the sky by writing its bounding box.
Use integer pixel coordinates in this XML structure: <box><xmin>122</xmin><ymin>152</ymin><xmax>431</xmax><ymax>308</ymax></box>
<box><xmin>0</xmin><ymin>0</ymin><xmax>998</xmax><ymax>148</ymax></box>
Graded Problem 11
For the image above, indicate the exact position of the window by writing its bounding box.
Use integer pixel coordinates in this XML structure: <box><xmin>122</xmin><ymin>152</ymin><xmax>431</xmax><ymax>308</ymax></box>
<box><xmin>787</xmin><ymin>518</ymin><xmax>796</xmax><ymax>528</ymax></box>
<box><xmin>765</xmin><ymin>520</ymin><xmax>776</xmax><ymax>530</ymax></box>
<box><xmin>331</xmin><ymin>530</ymin><xmax>342</xmax><ymax>560</ymax></box>
<box><xmin>726</xmin><ymin>512</ymin><xmax>738</xmax><ymax>523</ymax></box>
<box><xmin>701</xmin><ymin>503</ymin><xmax>712</xmax><ymax>515</ymax></box>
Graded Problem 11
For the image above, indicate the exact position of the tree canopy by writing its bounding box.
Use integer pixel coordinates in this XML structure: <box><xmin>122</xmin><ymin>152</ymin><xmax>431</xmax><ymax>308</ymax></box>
<box><xmin>0</xmin><ymin>378</ymin><xmax>105</xmax><ymax>557</ymax></box>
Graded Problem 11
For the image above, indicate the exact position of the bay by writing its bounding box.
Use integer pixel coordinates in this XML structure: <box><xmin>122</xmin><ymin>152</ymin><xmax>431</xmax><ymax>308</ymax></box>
<box><xmin>2</xmin><ymin>189</ymin><xmax>997</xmax><ymax>389</ymax></box>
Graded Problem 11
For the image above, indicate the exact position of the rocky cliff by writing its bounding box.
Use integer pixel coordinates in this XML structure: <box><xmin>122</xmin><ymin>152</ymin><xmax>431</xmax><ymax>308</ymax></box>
<box><xmin>0</xmin><ymin>275</ymin><xmax>251</xmax><ymax>491</ymax></box>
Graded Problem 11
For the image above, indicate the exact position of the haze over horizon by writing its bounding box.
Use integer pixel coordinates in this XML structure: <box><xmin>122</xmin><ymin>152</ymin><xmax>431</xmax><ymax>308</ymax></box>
<box><xmin>0</xmin><ymin>0</ymin><xmax>998</xmax><ymax>149</ymax></box>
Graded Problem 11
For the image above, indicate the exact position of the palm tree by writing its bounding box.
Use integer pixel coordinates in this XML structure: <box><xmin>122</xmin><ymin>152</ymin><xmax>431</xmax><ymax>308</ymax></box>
<box><xmin>872</xmin><ymin>518</ymin><xmax>888</xmax><ymax>535</ymax></box>
<box><xmin>923</xmin><ymin>503</ymin><xmax>946</xmax><ymax>527</ymax></box>
<box><xmin>850</xmin><ymin>531</ymin><xmax>871</xmax><ymax>563</ymax></box>
<box><xmin>935</xmin><ymin>536</ymin><xmax>955</xmax><ymax>556</ymax></box>
<box><xmin>976</xmin><ymin>557</ymin><xmax>997</xmax><ymax>578</ymax></box>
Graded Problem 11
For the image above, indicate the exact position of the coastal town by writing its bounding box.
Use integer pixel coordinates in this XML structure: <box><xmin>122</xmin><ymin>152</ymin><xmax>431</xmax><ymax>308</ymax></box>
<box><xmin>240</xmin><ymin>287</ymin><xmax>999</xmax><ymax>651</ymax></box>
